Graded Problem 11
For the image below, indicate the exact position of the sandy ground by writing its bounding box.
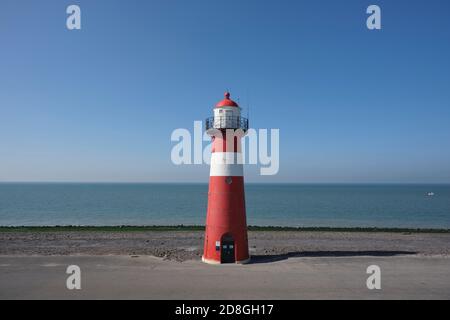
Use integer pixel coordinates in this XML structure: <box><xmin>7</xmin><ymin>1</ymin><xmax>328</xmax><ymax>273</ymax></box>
<box><xmin>1</xmin><ymin>231</ymin><xmax>450</xmax><ymax>261</ymax></box>
<box><xmin>1</xmin><ymin>231</ymin><xmax>449</xmax><ymax>299</ymax></box>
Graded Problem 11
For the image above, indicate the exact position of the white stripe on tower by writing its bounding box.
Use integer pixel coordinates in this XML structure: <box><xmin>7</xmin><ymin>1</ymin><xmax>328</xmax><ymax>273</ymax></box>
<box><xmin>210</xmin><ymin>152</ymin><xmax>243</xmax><ymax>177</ymax></box>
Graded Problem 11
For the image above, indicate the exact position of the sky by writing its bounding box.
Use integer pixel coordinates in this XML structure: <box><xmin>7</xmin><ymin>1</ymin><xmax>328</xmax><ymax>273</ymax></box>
<box><xmin>0</xmin><ymin>0</ymin><xmax>450</xmax><ymax>183</ymax></box>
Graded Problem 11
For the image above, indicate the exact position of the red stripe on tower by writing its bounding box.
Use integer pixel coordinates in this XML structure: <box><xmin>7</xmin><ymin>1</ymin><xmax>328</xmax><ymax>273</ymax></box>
<box><xmin>202</xmin><ymin>92</ymin><xmax>250</xmax><ymax>264</ymax></box>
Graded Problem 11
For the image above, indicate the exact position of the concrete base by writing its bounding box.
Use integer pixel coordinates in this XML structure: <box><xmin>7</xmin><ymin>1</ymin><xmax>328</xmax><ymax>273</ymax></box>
<box><xmin>236</xmin><ymin>257</ymin><xmax>251</xmax><ymax>265</ymax></box>
<box><xmin>201</xmin><ymin>256</ymin><xmax>221</xmax><ymax>265</ymax></box>
<box><xmin>202</xmin><ymin>256</ymin><xmax>251</xmax><ymax>265</ymax></box>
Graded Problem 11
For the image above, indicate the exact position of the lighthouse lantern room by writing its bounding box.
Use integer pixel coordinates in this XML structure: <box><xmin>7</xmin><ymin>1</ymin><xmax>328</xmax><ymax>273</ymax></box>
<box><xmin>203</xmin><ymin>92</ymin><xmax>250</xmax><ymax>264</ymax></box>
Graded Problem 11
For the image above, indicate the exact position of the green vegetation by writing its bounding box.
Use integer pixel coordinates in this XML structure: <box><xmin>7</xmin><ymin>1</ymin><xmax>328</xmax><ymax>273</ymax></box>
<box><xmin>0</xmin><ymin>225</ymin><xmax>449</xmax><ymax>233</ymax></box>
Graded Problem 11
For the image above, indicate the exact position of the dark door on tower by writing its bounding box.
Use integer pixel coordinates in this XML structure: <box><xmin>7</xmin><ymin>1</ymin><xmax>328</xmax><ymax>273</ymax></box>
<box><xmin>221</xmin><ymin>234</ymin><xmax>235</xmax><ymax>263</ymax></box>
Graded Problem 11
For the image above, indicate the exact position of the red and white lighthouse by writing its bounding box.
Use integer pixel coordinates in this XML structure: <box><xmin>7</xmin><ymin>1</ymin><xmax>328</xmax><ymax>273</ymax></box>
<box><xmin>202</xmin><ymin>92</ymin><xmax>250</xmax><ymax>264</ymax></box>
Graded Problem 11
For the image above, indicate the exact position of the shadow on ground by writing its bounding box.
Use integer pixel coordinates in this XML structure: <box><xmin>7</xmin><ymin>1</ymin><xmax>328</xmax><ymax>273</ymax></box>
<box><xmin>249</xmin><ymin>250</ymin><xmax>417</xmax><ymax>264</ymax></box>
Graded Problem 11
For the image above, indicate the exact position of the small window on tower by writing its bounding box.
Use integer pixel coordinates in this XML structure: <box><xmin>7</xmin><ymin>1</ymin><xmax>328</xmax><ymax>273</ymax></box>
<box><xmin>226</xmin><ymin>177</ymin><xmax>233</xmax><ymax>185</ymax></box>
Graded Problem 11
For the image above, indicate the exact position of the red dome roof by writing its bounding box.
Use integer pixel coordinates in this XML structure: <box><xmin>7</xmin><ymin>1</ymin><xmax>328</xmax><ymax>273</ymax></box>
<box><xmin>215</xmin><ymin>92</ymin><xmax>239</xmax><ymax>108</ymax></box>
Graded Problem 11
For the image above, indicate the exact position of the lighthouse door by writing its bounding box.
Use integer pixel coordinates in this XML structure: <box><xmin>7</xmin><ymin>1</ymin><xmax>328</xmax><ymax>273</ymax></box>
<box><xmin>221</xmin><ymin>234</ymin><xmax>235</xmax><ymax>263</ymax></box>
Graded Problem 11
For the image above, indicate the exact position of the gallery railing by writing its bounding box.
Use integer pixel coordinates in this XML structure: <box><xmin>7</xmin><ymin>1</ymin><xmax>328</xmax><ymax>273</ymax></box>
<box><xmin>205</xmin><ymin>116</ymin><xmax>249</xmax><ymax>132</ymax></box>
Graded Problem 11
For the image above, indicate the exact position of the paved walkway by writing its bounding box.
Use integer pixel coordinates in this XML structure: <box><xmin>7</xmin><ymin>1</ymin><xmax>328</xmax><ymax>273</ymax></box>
<box><xmin>1</xmin><ymin>255</ymin><xmax>449</xmax><ymax>299</ymax></box>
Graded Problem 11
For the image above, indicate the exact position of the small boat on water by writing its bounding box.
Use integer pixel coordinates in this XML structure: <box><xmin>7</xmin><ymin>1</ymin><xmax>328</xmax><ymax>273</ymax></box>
<box><xmin>427</xmin><ymin>192</ymin><xmax>435</xmax><ymax>196</ymax></box>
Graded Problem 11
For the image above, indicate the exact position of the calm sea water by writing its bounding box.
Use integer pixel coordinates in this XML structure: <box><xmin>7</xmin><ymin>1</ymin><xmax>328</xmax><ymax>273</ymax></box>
<box><xmin>0</xmin><ymin>183</ymin><xmax>449</xmax><ymax>228</ymax></box>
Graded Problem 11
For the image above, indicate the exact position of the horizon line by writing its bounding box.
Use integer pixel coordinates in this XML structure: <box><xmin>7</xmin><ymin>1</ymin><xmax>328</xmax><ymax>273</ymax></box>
<box><xmin>1</xmin><ymin>181</ymin><xmax>450</xmax><ymax>185</ymax></box>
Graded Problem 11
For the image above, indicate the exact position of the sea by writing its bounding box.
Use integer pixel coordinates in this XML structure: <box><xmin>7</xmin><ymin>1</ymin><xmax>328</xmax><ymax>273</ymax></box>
<box><xmin>0</xmin><ymin>183</ymin><xmax>449</xmax><ymax>229</ymax></box>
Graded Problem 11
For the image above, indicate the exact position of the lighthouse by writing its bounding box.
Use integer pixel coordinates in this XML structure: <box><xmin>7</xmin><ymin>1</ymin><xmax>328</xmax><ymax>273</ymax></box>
<box><xmin>202</xmin><ymin>92</ymin><xmax>250</xmax><ymax>264</ymax></box>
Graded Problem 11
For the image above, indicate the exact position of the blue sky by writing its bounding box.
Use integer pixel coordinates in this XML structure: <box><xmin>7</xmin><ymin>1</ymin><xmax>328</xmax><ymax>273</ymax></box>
<box><xmin>1</xmin><ymin>0</ymin><xmax>450</xmax><ymax>183</ymax></box>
